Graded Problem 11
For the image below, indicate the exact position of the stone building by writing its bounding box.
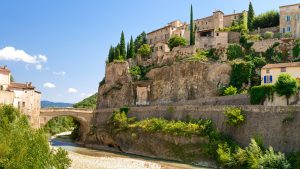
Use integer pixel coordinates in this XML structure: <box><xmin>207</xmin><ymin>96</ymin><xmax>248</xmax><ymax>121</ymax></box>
<box><xmin>261</xmin><ymin>62</ymin><xmax>300</xmax><ymax>85</ymax></box>
<box><xmin>0</xmin><ymin>66</ymin><xmax>41</xmax><ymax>128</ymax></box>
<box><xmin>280</xmin><ymin>3</ymin><xmax>300</xmax><ymax>38</ymax></box>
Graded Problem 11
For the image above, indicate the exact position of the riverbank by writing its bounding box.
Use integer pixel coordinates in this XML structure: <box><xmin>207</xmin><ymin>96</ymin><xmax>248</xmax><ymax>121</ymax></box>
<box><xmin>51</xmin><ymin>133</ymin><xmax>210</xmax><ymax>169</ymax></box>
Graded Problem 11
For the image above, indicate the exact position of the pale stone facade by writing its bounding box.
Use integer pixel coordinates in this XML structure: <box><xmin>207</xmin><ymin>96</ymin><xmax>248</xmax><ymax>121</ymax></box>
<box><xmin>261</xmin><ymin>62</ymin><xmax>300</xmax><ymax>85</ymax></box>
<box><xmin>280</xmin><ymin>3</ymin><xmax>300</xmax><ymax>38</ymax></box>
<box><xmin>0</xmin><ymin>66</ymin><xmax>41</xmax><ymax>128</ymax></box>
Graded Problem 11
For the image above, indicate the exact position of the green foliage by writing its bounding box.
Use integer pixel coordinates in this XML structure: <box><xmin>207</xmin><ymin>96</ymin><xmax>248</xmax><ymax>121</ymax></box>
<box><xmin>43</xmin><ymin>116</ymin><xmax>77</xmax><ymax>135</ymax></box>
<box><xmin>129</xmin><ymin>66</ymin><xmax>141</xmax><ymax>79</ymax></box>
<box><xmin>223</xmin><ymin>86</ymin><xmax>238</xmax><ymax>96</ymax></box>
<box><xmin>190</xmin><ymin>4</ymin><xmax>195</xmax><ymax>45</ymax></box>
<box><xmin>275</xmin><ymin>74</ymin><xmax>299</xmax><ymax>101</ymax></box>
<box><xmin>224</xmin><ymin>107</ymin><xmax>245</xmax><ymax>126</ymax></box>
<box><xmin>250</xmin><ymin>85</ymin><xmax>275</xmax><ymax>105</ymax></box>
<box><xmin>168</xmin><ymin>36</ymin><xmax>187</xmax><ymax>50</ymax></box>
<box><xmin>283</xmin><ymin>32</ymin><xmax>293</xmax><ymax>38</ymax></box>
<box><xmin>73</xmin><ymin>93</ymin><xmax>98</xmax><ymax>109</ymax></box>
<box><xmin>264</xmin><ymin>42</ymin><xmax>280</xmax><ymax>63</ymax></box>
<box><xmin>207</xmin><ymin>48</ymin><xmax>219</xmax><ymax>60</ymax></box>
<box><xmin>134</xmin><ymin>31</ymin><xmax>147</xmax><ymax>53</ymax></box>
<box><xmin>247</xmin><ymin>2</ymin><xmax>255</xmax><ymax>31</ymax></box>
<box><xmin>120</xmin><ymin>31</ymin><xmax>126</xmax><ymax>58</ymax></box>
<box><xmin>0</xmin><ymin>105</ymin><xmax>71</xmax><ymax>169</ymax></box>
<box><xmin>230</xmin><ymin>60</ymin><xmax>253</xmax><ymax>90</ymax></box>
<box><xmin>226</xmin><ymin>44</ymin><xmax>244</xmax><ymax>60</ymax></box>
<box><xmin>128</xmin><ymin>36</ymin><xmax>135</xmax><ymax>58</ymax></box>
<box><xmin>138</xmin><ymin>44</ymin><xmax>151</xmax><ymax>57</ymax></box>
<box><xmin>293</xmin><ymin>41</ymin><xmax>300</xmax><ymax>58</ymax></box>
<box><xmin>264</xmin><ymin>31</ymin><xmax>274</xmax><ymax>39</ymax></box>
<box><xmin>108</xmin><ymin>46</ymin><xmax>115</xmax><ymax>63</ymax></box>
<box><xmin>217</xmin><ymin>139</ymin><xmax>291</xmax><ymax>169</ymax></box>
<box><xmin>287</xmin><ymin>151</ymin><xmax>300</xmax><ymax>169</ymax></box>
<box><xmin>186</xmin><ymin>50</ymin><xmax>208</xmax><ymax>62</ymax></box>
<box><xmin>253</xmin><ymin>10</ymin><xmax>279</xmax><ymax>29</ymax></box>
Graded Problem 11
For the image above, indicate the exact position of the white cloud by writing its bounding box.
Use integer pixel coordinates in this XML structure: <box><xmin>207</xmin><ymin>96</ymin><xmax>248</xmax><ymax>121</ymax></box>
<box><xmin>53</xmin><ymin>71</ymin><xmax>66</xmax><ymax>76</ymax></box>
<box><xmin>68</xmin><ymin>88</ymin><xmax>78</xmax><ymax>93</ymax></box>
<box><xmin>43</xmin><ymin>82</ymin><xmax>56</xmax><ymax>89</ymax></box>
<box><xmin>35</xmin><ymin>64</ymin><xmax>42</xmax><ymax>70</ymax></box>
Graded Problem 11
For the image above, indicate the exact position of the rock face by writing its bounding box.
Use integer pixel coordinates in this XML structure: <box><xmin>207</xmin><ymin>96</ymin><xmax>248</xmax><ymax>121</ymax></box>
<box><xmin>97</xmin><ymin>61</ymin><xmax>232</xmax><ymax>108</ymax></box>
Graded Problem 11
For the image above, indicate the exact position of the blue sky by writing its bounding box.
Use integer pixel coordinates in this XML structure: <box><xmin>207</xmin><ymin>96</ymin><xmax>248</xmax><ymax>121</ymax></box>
<box><xmin>0</xmin><ymin>0</ymin><xmax>298</xmax><ymax>103</ymax></box>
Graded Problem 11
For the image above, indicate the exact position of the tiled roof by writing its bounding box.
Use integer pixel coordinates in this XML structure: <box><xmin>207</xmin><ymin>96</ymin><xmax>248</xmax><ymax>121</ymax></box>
<box><xmin>280</xmin><ymin>3</ymin><xmax>300</xmax><ymax>8</ymax></box>
<box><xmin>8</xmin><ymin>82</ymin><xmax>35</xmax><ymax>90</ymax></box>
<box><xmin>0</xmin><ymin>67</ymin><xmax>10</xmax><ymax>75</ymax></box>
<box><xmin>262</xmin><ymin>62</ymin><xmax>300</xmax><ymax>69</ymax></box>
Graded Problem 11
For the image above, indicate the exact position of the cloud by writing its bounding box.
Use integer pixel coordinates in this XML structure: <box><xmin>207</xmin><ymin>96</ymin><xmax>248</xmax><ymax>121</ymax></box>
<box><xmin>53</xmin><ymin>71</ymin><xmax>66</xmax><ymax>76</ymax></box>
<box><xmin>35</xmin><ymin>64</ymin><xmax>42</xmax><ymax>70</ymax></box>
<box><xmin>43</xmin><ymin>82</ymin><xmax>56</xmax><ymax>88</ymax></box>
<box><xmin>68</xmin><ymin>88</ymin><xmax>78</xmax><ymax>93</ymax></box>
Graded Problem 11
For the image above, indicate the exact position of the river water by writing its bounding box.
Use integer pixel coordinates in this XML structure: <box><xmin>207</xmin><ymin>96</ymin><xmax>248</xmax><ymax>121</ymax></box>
<box><xmin>50</xmin><ymin>133</ymin><xmax>212</xmax><ymax>169</ymax></box>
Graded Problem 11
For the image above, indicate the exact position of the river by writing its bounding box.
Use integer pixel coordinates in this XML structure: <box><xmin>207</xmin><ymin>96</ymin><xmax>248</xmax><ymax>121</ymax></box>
<box><xmin>50</xmin><ymin>132</ymin><xmax>213</xmax><ymax>169</ymax></box>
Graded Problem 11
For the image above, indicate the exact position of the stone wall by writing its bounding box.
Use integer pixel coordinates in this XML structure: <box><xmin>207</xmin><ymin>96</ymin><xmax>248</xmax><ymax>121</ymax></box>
<box><xmin>250</xmin><ymin>26</ymin><xmax>280</xmax><ymax>36</ymax></box>
<box><xmin>228</xmin><ymin>31</ymin><xmax>241</xmax><ymax>43</ymax></box>
<box><xmin>251</xmin><ymin>39</ymin><xmax>281</xmax><ymax>53</ymax></box>
<box><xmin>92</xmin><ymin>105</ymin><xmax>300</xmax><ymax>153</ymax></box>
<box><xmin>0</xmin><ymin>90</ymin><xmax>14</xmax><ymax>105</ymax></box>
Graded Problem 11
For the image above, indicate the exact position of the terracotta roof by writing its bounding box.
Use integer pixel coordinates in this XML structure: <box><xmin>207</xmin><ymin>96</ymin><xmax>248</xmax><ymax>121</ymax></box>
<box><xmin>8</xmin><ymin>82</ymin><xmax>35</xmax><ymax>90</ymax></box>
<box><xmin>262</xmin><ymin>62</ymin><xmax>300</xmax><ymax>69</ymax></box>
<box><xmin>0</xmin><ymin>67</ymin><xmax>10</xmax><ymax>75</ymax></box>
<box><xmin>280</xmin><ymin>3</ymin><xmax>300</xmax><ymax>8</ymax></box>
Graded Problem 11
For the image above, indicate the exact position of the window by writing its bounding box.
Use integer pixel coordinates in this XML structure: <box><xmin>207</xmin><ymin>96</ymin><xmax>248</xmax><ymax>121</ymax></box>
<box><xmin>216</xmin><ymin>33</ymin><xmax>219</xmax><ymax>36</ymax></box>
<box><xmin>0</xmin><ymin>85</ymin><xmax>3</xmax><ymax>90</ymax></box>
<box><xmin>286</xmin><ymin>16</ymin><xmax>291</xmax><ymax>22</ymax></box>
<box><xmin>281</xmin><ymin>67</ymin><xmax>286</xmax><ymax>72</ymax></box>
<box><xmin>283</xmin><ymin>28</ymin><xmax>286</xmax><ymax>33</ymax></box>
<box><xmin>264</xmin><ymin>75</ymin><xmax>273</xmax><ymax>84</ymax></box>
<box><xmin>287</xmin><ymin>26</ymin><xmax>291</xmax><ymax>32</ymax></box>
<box><xmin>266</xmin><ymin>69</ymin><xmax>270</xmax><ymax>73</ymax></box>
<box><xmin>296</xmin><ymin>14</ymin><xmax>300</xmax><ymax>20</ymax></box>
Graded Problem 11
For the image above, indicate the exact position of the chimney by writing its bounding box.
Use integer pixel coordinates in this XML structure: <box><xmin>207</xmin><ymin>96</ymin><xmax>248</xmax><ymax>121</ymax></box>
<box><xmin>28</xmin><ymin>82</ymin><xmax>32</xmax><ymax>86</ymax></box>
<box><xmin>3</xmin><ymin>65</ymin><xmax>7</xmax><ymax>69</ymax></box>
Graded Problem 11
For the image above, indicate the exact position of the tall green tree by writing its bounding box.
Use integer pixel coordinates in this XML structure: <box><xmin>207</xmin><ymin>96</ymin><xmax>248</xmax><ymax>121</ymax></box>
<box><xmin>248</xmin><ymin>2</ymin><xmax>255</xmax><ymax>31</ymax></box>
<box><xmin>108</xmin><ymin>46</ymin><xmax>115</xmax><ymax>63</ymax></box>
<box><xmin>134</xmin><ymin>31</ymin><xmax>147</xmax><ymax>53</ymax></box>
<box><xmin>128</xmin><ymin>36</ymin><xmax>135</xmax><ymax>58</ymax></box>
<box><xmin>189</xmin><ymin>4</ymin><xmax>195</xmax><ymax>45</ymax></box>
<box><xmin>126</xmin><ymin>43</ymin><xmax>130</xmax><ymax>59</ymax></box>
<box><xmin>115</xmin><ymin>43</ymin><xmax>121</xmax><ymax>60</ymax></box>
<box><xmin>120</xmin><ymin>31</ymin><xmax>126</xmax><ymax>59</ymax></box>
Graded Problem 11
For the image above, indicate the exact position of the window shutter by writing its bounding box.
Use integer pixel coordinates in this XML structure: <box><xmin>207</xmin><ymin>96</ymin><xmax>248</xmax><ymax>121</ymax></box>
<box><xmin>264</xmin><ymin>76</ymin><xmax>267</xmax><ymax>84</ymax></box>
<box><xmin>270</xmin><ymin>76</ymin><xmax>273</xmax><ymax>83</ymax></box>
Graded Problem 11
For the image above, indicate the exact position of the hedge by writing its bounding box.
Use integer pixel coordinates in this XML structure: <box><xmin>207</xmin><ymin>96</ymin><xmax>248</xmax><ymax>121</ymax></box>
<box><xmin>250</xmin><ymin>85</ymin><xmax>275</xmax><ymax>105</ymax></box>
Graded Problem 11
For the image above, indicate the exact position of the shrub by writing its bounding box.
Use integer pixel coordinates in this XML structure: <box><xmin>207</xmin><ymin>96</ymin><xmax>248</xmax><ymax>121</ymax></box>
<box><xmin>264</xmin><ymin>31</ymin><xmax>274</xmax><ymax>39</ymax></box>
<box><xmin>224</xmin><ymin>107</ymin><xmax>245</xmax><ymax>126</ymax></box>
<box><xmin>168</xmin><ymin>36</ymin><xmax>187</xmax><ymax>50</ymax></box>
<box><xmin>293</xmin><ymin>42</ymin><xmax>300</xmax><ymax>58</ymax></box>
<box><xmin>253</xmin><ymin>10</ymin><xmax>279</xmax><ymax>29</ymax></box>
<box><xmin>226</xmin><ymin>44</ymin><xmax>244</xmax><ymax>60</ymax></box>
<box><xmin>250</xmin><ymin>85</ymin><xmax>275</xmax><ymax>105</ymax></box>
<box><xmin>223</xmin><ymin>86</ymin><xmax>238</xmax><ymax>96</ymax></box>
<box><xmin>186</xmin><ymin>50</ymin><xmax>208</xmax><ymax>62</ymax></box>
<box><xmin>129</xmin><ymin>66</ymin><xmax>141</xmax><ymax>80</ymax></box>
<box><xmin>259</xmin><ymin>147</ymin><xmax>291</xmax><ymax>169</ymax></box>
<box><xmin>138</xmin><ymin>44</ymin><xmax>151</xmax><ymax>57</ymax></box>
<box><xmin>230</xmin><ymin>60</ymin><xmax>253</xmax><ymax>90</ymax></box>
<box><xmin>287</xmin><ymin>151</ymin><xmax>300</xmax><ymax>169</ymax></box>
<box><xmin>275</xmin><ymin>74</ymin><xmax>299</xmax><ymax>104</ymax></box>
<box><xmin>283</xmin><ymin>32</ymin><xmax>293</xmax><ymax>38</ymax></box>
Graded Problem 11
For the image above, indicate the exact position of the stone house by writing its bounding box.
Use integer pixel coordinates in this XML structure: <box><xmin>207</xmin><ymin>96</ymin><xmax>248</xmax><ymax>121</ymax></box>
<box><xmin>0</xmin><ymin>66</ymin><xmax>41</xmax><ymax>128</ymax></box>
<box><xmin>280</xmin><ymin>3</ymin><xmax>300</xmax><ymax>38</ymax></box>
<box><xmin>261</xmin><ymin>62</ymin><xmax>300</xmax><ymax>85</ymax></box>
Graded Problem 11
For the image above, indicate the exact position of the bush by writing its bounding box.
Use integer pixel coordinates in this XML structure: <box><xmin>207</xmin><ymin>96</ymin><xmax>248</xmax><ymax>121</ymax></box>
<box><xmin>186</xmin><ymin>50</ymin><xmax>208</xmax><ymax>62</ymax></box>
<box><xmin>264</xmin><ymin>31</ymin><xmax>274</xmax><ymax>39</ymax></box>
<box><xmin>283</xmin><ymin>32</ymin><xmax>293</xmax><ymax>38</ymax></box>
<box><xmin>287</xmin><ymin>151</ymin><xmax>300</xmax><ymax>169</ymax></box>
<box><xmin>168</xmin><ymin>36</ymin><xmax>187</xmax><ymax>50</ymax></box>
<box><xmin>43</xmin><ymin>116</ymin><xmax>77</xmax><ymax>136</ymax></box>
<box><xmin>73</xmin><ymin>93</ymin><xmax>98</xmax><ymax>109</ymax></box>
<box><xmin>226</xmin><ymin>44</ymin><xmax>244</xmax><ymax>60</ymax></box>
<box><xmin>138</xmin><ymin>44</ymin><xmax>151</xmax><ymax>57</ymax></box>
<box><xmin>253</xmin><ymin>10</ymin><xmax>279</xmax><ymax>29</ymax></box>
<box><xmin>224</xmin><ymin>86</ymin><xmax>238</xmax><ymax>96</ymax></box>
<box><xmin>250</xmin><ymin>85</ymin><xmax>275</xmax><ymax>105</ymax></box>
<box><xmin>224</xmin><ymin>107</ymin><xmax>245</xmax><ymax>126</ymax></box>
<box><xmin>230</xmin><ymin>60</ymin><xmax>253</xmax><ymax>90</ymax></box>
<box><xmin>293</xmin><ymin>41</ymin><xmax>300</xmax><ymax>58</ymax></box>
<box><xmin>275</xmin><ymin>74</ymin><xmax>299</xmax><ymax>104</ymax></box>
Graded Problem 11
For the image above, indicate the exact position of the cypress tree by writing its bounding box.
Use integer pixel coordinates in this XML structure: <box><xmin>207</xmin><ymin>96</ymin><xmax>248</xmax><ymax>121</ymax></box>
<box><xmin>190</xmin><ymin>4</ymin><xmax>195</xmax><ymax>45</ymax></box>
<box><xmin>120</xmin><ymin>31</ymin><xmax>126</xmax><ymax>59</ymax></box>
<box><xmin>248</xmin><ymin>2</ymin><xmax>255</xmax><ymax>31</ymax></box>
<box><xmin>126</xmin><ymin>43</ymin><xmax>130</xmax><ymax>59</ymax></box>
<box><xmin>108</xmin><ymin>46</ymin><xmax>114</xmax><ymax>63</ymax></box>
<box><xmin>115</xmin><ymin>44</ymin><xmax>121</xmax><ymax>60</ymax></box>
<box><xmin>128</xmin><ymin>36</ymin><xmax>135</xmax><ymax>58</ymax></box>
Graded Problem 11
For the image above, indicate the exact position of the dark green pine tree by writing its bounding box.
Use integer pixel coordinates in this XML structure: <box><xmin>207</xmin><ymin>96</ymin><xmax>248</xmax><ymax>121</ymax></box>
<box><xmin>120</xmin><ymin>31</ymin><xmax>126</xmax><ymax>59</ymax></box>
<box><xmin>108</xmin><ymin>46</ymin><xmax>115</xmax><ymax>63</ymax></box>
<box><xmin>126</xmin><ymin>43</ymin><xmax>130</xmax><ymax>59</ymax></box>
<box><xmin>190</xmin><ymin>4</ymin><xmax>195</xmax><ymax>45</ymax></box>
<box><xmin>247</xmin><ymin>1</ymin><xmax>255</xmax><ymax>31</ymax></box>
<box><xmin>128</xmin><ymin>36</ymin><xmax>135</xmax><ymax>58</ymax></box>
<box><xmin>115</xmin><ymin>44</ymin><xmax>121</xmax><ymax>60</ymax></box>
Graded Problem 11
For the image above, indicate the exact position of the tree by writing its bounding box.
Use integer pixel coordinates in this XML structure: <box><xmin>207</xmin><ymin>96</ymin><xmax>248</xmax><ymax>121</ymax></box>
<box><xmin>134</xmin><ymin>31</ymin><xmax>147</xmax><ymax>53</ymax></box>
<box><xmin>108</xmin><ymin>46</ymin><xmax>115</xmax><ymax>63</ymax></box>
<box><xmin>248</xmin><ymin>2</ymin><xmax>255</xmax><ymax>31</ymax></box>
<box><xmin>168</xmin><ymin>36</ymin><xmax>187</xmax><ymax>50</ymax></box>
<box><xmin>275</xmin><ymin>74</ymin><xmax>299</xmax><ymax>104</ymax></box>
<box><xmin>189</xmin><ymin>4</ymin><xmax>195</xmax><ymax>45</ymax></box>
<box><xmin>253</xmin><ymin>10</ymin><xmax>279</xmax><ymax>29</ymax></box>
<box><xmin>120</xmin><ymin>31</ymin><xmax>126</xmax><ymax>59</ymax></box>
<box><xmin>138</xmin><ymin>44</ymin><xmax>151</xmax><ymax>57</ymax></box>
<box><xmin>115</xmin><ymin>44</ymin><xmax>121</xmax><ymax>60</ymax></box>
<box><xmin>128</xmin><ymin>36</ymin><xmax>135</xmax><ymax>58</ymax></box>
<box><xmin>126</xmin><ymin>42</ymin><xmax>130</xmax><ymax>59</ymax></box>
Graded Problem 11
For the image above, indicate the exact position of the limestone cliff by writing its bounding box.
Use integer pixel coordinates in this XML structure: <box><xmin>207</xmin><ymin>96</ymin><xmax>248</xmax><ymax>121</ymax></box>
<box><xmin>97</xmin><ymin>61</ymin><xmax>232</xmax><ymax>108</ymax></box>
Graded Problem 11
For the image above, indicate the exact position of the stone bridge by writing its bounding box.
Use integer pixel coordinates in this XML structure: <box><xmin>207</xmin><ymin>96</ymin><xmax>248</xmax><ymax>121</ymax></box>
<box><xmin>40</xmin><ymin>108</ymin><xmax>94</xmax><ymax>142</ymax></box>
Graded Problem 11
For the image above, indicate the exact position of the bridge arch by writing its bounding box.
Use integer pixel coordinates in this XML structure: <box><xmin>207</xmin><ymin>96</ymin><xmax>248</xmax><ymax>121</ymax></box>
<box><xmin>40</xmin><ymin>108</ymin><xmax>94</xmax><ymax>142</ymax></box>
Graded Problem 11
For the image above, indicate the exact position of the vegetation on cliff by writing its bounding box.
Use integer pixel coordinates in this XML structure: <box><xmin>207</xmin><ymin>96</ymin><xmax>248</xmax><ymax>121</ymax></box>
<box><xmin>168</xmin><ymin>36</ymin><xmax>187</xmax><ymax>50</ymax></box>
<box><xmin>0</xmin><ymin>105</ymin><xmax>71</xmax><ymax>169</ymax></box>
<box><xmin>73</xmin><ymin>93</ymin><xmax>98</xmax><ymax>109</ymax></box>
<box><xmin>43</xmin><ymin>116</ymin><xmax>78</xmax><ymax>135</ymax></box>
